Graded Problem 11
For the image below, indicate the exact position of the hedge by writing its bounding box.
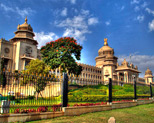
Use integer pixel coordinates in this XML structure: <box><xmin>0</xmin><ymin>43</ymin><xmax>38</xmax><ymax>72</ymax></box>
<box><xmin>68</xmin><ymin>94</ymin><xmax>151</xmax><ymax>102</ymax></box>
<box><xmin>68</xmin><ymin>95</ymin><xmax>108</xmax><ymax>102</ymax></box>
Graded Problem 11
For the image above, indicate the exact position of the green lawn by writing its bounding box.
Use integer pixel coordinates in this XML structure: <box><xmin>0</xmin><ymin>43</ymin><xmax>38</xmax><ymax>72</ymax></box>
<box><xmin>26</xmin><ymin>103</ymin><xmax>154</xmax><ymax>123</ymax></box>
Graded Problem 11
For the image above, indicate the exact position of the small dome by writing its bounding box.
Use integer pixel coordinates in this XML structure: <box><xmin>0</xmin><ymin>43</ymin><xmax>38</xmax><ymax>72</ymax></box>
<box><xmin>121</xmin><ymin>59</ymin><xmax>128</xmax><ymax>66</ymax></box>
<box><xmin>145</xmin><ymin>67</ymin><xmax>152</xmax><ymax>75</ymax></box>
<box><xmin>98</xmin><ymin>38</ymin><xmax>114</xmax><ymax>56</ymax></box>
<box><xmin>130</xmin><ymin>63</ymin><xmax>134</xmax><ymax>68</ymax></box>
<box><xmin>17</xmin><ymin>17</ymin><xmax>33</xmax><ymax>31</ymax></box>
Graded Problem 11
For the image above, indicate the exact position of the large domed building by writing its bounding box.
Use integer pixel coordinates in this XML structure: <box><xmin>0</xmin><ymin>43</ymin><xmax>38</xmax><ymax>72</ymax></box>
<box><xmin>0</xmin><ymin>18</ymin><xmax>153</xmax><ymax>85</ymax></box>
<box><xmin>77</xmin><ymin>38</ymin><xmax>153</xmax><ymax>84</ymax></box>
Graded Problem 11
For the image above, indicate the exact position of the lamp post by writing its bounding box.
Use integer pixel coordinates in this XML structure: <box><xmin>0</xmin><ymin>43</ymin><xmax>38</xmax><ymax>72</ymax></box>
<box><xmin>132</xmin><ymin>75</ymin><xmax>137</xmax><ymax>101</ymax></box>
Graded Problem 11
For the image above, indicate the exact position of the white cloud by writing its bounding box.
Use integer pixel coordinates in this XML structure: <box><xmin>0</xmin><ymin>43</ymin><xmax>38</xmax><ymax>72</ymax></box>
<box><xmin>121</xmin><ymin>6</ymin><xmax>125</xmax><ymax>11</ymax></box>
<box><xmin>134</xmin><ymin>6</ymin><xmax>140</xmax><ymax>12</ymax></box>
<box><xmin>34</xmin><ymin>32</ymin><xmax>59</xmax><ymax>49</ymax></box>
<box><xmin>68</xmin><ymin>0</ymin><xmax>76</xmax><ymax>4</ymax></box>
<box><xmin>15</xmin><ymin>7</ymin><xmax>35</xmax><ymax>18</ymax></box>
<box><xmin>118</xmin><ymin>54</ymin><xmax>154</xmax><ymax>77</ymax></box>
<box><xmin>81</xmin><ymin>9</ymin><xmax>89</xmax><ymax>16</ymax></box>
<box><xmin>88</xmin><ymin>18</ymin><xmax>98</xmax><ymax>25</ymax></box>
<box><xmin>56</xmin><ymin>15</ymin><xmax>91</xmax><ymax>43</ymax></box>
<box><xmin>0</xmin><ymin>3</ymin><xmax>13</xmax><ymax>11</ymax></box>
<box><xmin>141</xmin><ymin>2</ymin><xmax>148</xmax><ymax>8</ymax></box>
<box><xmin>105</xmin><ymin>20</ymin><xmax>111</xmax><ymax>26</ymax></box>
<box><xmin>61</xmin><ymin>8</ymin><xmax>67</xmax><ymax>16</ymax></box>
<box><xmin>55</xmin><ymin>10</ymin><xmax>98</xmax><ymax>44</ymax></box>
<box><xmin>131</xmin><ymin>0</ymin><xmax>140</xmax><ymax>4</ymax></box>
<box><xmin>136</xmin><ymin>15</ymin><xmax>144</xmax><ymax>22</ymax></box>
<box><xmin>0</xmin><ymin>3</ymin><xmax>35</xmax><ymax>18</ymax></box>
<box><xmin>145</xmin><ymin>8</ymin><xmax>154</xmax><ymax>16</ymax></box>
<box><xmin>149</xmin><ymin>20</ymin><xmax>154</xmax><ymax>31</ymax></box>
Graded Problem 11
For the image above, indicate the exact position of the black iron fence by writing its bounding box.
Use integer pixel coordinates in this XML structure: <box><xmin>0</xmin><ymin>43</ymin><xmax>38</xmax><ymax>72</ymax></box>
<box><xmin>0</xmin><ymin>71</ymin><xmax>62</xmax><ymax>114</ymax></box>
<box><xmin>64</xmin><ymin>74</ymin><xmax>154</xmax><ymax>106</ymax></box>
<box><xmin>0</xmin><ymin>71</ymin><xmax>153</xmax><ymax>113</ymax></box>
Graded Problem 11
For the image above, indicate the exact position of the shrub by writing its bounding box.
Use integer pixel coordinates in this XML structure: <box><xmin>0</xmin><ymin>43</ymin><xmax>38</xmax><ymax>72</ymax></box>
<box><xmin>8</xmin><ymin>95</ymin><xmax>15</xmax><ymax>100</ymax></box>
<box><xmin>0</xmin><ymin>96</ymin><xmax>8</xmax><ymax>101</ymax></box>
<box><xmin>14</xmin><ymin>108</ymin><xmax>37</xmax><ymax>113</ymax></box>
<box><xmin>68</xmin><ymin>95</ymin><xmax>108</xmax><ymax>102</ymax></box>
<box><xmin>37</xmin><ymin>106</ymin><xmax>48</xmax><ymax>112</ymax></box>
<box><xmin>52</xmin><ymin>104</ymin><xmax>62</xmax><ymax>111</ymax></box>
<box><xmin>28</xmin><ymin>95</ymin><xmax>35</xmax><ymax>100</ymax></box>
<box><xmin>15</xmin><ymin>99</ymin><xmax>21</xmax><ymax>103</ymax></box>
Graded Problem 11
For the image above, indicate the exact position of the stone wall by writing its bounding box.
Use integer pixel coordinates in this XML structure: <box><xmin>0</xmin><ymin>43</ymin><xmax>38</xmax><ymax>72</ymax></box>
<box><xmin>0</xmin><ymin>111</ymin><xmax>64</xmax><ymax>123</ymax></box>
<box><xmin>63</xmin><ymin>105</ymin><xmax>112</xmax><ymax>116</ymax></box>
<box><xmin>112</xmin><ymin>102</ymin><xmax>137</xmax><ymax>109</ymax></box>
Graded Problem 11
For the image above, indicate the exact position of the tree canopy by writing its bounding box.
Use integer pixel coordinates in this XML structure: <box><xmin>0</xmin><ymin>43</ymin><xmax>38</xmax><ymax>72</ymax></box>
<box><xmin>24</xmin><ymin>59</ymin><xmax>50</xmax><ymax>75</ymax></box>
<box><xmin>40</xmin><ymin>37</ymin><xmax>83</xmax><ymax>75</ymax></box>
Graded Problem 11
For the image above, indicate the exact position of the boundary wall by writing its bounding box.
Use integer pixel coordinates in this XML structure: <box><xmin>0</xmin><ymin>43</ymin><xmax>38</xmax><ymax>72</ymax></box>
<box><xmin>0</xmin><ymin>99</ymin><xmax>153</xmax><ymax>122</ymax></box>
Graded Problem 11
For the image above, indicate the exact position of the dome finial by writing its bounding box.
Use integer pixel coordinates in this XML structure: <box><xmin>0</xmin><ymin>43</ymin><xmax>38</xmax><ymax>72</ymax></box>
<box><xmin>104</xmin><ymin>38</ymin><xmax>108</xmax><ymax>46</ymax></box>
<box><xmin>25</xmin><ymin>16</ymin><xmax>28</xmax><ymax>23</ymax></box>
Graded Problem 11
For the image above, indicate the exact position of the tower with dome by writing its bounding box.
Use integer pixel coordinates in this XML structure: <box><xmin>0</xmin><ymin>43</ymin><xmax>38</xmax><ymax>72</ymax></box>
<box><xmin>0</xmin><ymin>17</ymin><xmax>41</xmax><ymax>72</ymax></box>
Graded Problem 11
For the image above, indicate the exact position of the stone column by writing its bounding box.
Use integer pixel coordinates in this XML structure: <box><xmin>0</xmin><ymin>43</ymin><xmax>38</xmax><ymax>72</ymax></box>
<box><xmin>117</xmin><ymin>72</ymin><xmax>120</xmax><ymax>81</ymax></box>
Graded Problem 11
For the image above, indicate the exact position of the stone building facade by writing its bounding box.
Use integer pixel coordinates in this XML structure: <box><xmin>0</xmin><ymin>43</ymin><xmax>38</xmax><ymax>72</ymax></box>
<box><xmin>0</xmin><ymin>18</ymin><xmax>153</xmax><ymax>84</ymax></box>
<box><xmin>0</xmin><ymin>17</ymin><xmax>41</xmax><ymax>72</ymax></box>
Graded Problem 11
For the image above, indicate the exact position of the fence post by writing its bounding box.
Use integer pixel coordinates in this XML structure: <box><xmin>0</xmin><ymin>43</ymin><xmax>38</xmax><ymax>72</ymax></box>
<box><xmin>62</xmin><ymin>73</ymin><xmax>68</xmax><ymax>107</ymax></box>
<box><xmin>109</xmin><ymin>78</ymin><xmax>112</xmax><ymax>103</ymax></box>
<box><xmin>134</xmin><ymin>80</ymin><xmax>137</xmax><ymax>100</ymax></box>
<box><xmin>150</xmin><ymin>83</ymin><xmax>153</xmax><ymax>98</ymax></box>
<box><xmin>2</xmin><ymin>69</ymin><xmax>6</xmax><ymax>88</ymax></box>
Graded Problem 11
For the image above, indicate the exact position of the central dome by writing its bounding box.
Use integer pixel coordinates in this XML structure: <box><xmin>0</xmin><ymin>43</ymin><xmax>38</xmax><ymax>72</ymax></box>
<box><xmin>98</xmin><ymin>38</ymin><xmax>114</xmax><ymax>56</ymax></box>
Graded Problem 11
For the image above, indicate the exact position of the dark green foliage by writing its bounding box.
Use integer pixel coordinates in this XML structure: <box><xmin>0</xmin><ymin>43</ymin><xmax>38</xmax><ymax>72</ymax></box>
<box><xmin>15</xmin><ymin>99</ymin><xmax>21</xmax><ymax>103</ymax></box>
<box><xmin>137</xmin><ymin>86</ymin><xmax>150</xmax><ymax>94</ymax></box>
<box><xmin>41</xmin><ymin>37</ymin><xmax>83</xmax><ymax>75</ymax></box>
<box><xmin>0</xmin><ymin>96</ymin><xmax>8</xmax><ymax>101</ymax></box>
<box><xmin>28</xmin><ymin>95</ymin><xmax>35</xmax><ymax>100</ymax></box>
<box><xmin>68</xmin><ymin>95</ymin><xmax>108</xmax><ymax>102</ymax></box>
<box><xmin>8</xmin><ymin>95</ymin><xmax>15</xmax><ymax>101</ymax></box>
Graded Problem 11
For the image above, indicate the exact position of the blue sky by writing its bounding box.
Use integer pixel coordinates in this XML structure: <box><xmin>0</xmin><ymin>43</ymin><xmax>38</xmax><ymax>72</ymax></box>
<box><xmin>0</xmin><ymin>0</ymin><xmax>154</xmax><ymax>77</ymax></box>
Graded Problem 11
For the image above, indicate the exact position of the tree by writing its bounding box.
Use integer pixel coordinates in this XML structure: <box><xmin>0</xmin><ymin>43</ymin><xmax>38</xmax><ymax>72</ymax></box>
<box><xmin>22</xmin><ymin>59</ymin><xmax>51</xmax><ymax>99</ymax></box>
<box><xmin>40</xmin><ymin>37</ymin><xmax>83</xmax><ymax>75</ymax></box>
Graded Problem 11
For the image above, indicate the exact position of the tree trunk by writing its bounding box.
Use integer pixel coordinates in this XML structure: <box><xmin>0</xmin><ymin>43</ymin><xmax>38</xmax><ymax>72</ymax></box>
<box><xmin>36</xmin><ymin>92</ymin><xmax>39</xmax><ymax>100</ymax></box>
<box><xmin>40</xmin><ymin>92</ymin><xmax>44</xmax><ymax>99</ymax></box>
